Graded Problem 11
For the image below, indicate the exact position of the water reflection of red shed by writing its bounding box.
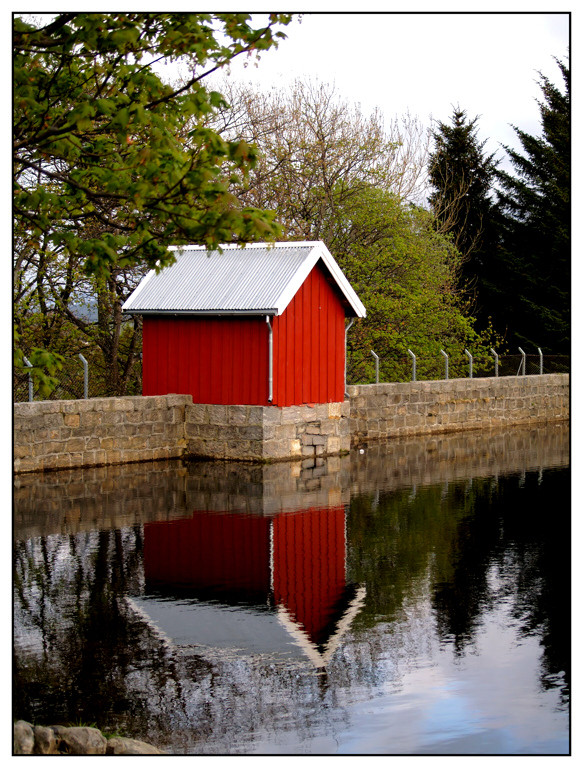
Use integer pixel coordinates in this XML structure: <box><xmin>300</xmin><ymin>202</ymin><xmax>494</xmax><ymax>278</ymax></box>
<box><xmin>140</xmin><ymin>506</ymin><xmax>365</xmax><ymax>665</ymax></box>
<box><xmin>122</xmin><ymin>242</ymin><xmax>366</xmax><ymax>406</ymax></box>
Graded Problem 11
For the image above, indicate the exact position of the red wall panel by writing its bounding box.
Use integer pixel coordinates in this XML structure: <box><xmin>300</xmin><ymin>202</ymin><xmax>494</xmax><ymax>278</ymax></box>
<box><xmin>144</xmin><ymin>513</ymin><xmax>272</xmax><ymax>595</ymax></box>
<box><xmin>272</xmin><ymin>506</ymin><xmax>347</xmax><ymax>646</ymax></box>
<box><xmin>272</xmin><ymin>262</ymin><xmax>346</xmax><ymax>406</ymax></box>
<box><xmin>142</xmin><ymin>315</ymin><xmax>270</xmax><ymax>404</ymax></box>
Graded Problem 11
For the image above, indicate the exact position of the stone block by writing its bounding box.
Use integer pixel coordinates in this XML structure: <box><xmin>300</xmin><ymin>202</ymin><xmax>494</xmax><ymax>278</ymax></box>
<box><xmin>327</xmin><ymin>402</ymin><xmax>343</xmax><ymax>418</ymax></box>
<box><xmin>42</xmin><ymin>413</ymin><xmax>64</xmax><ymax>429</ymax></box>
<box><xmin>263</xmin><ymin>407</ymin><xmax>282</xmax><ymax>426</ymax></box>
<box><xmin>274</xmin><ymin>424</ymin><xmax>296</xmax><ymax>440</ymax></box>
<box><xmin>63</xmin><ymin>413</ymin><xmax>80</xmax><ymax>428</ymax></box>
<box><xmin>227</xmin><ymin>405</ymin><xmax>248</xmax><ymax>425</ymax></box>
<box><xmin>326</xmin><ymin>436</ymin><xmax>341</xmax><ymax>454</ymax></box>
<box><xmin>290</xmin><ymin>438</ymin><xmax>302</xmax><ymax>457</ymax></box>
<box><xmin>113</xmin><ymin>398</ymin><xmax>135</xmax><ymax>412</ymax></box>
<box><xmin>280</xmin><ymin>406</ymin><xmax>308</xmax><ymax>425</ymax></box>
<box><xmin>183</xmin><ymin>404</ymin><xmax>203</xmax><ymax>425</ymax></box>
<box><xmin>247</xmin><ymin>406</ymin><xmax>265</xmax><ymax>426</ymax></box>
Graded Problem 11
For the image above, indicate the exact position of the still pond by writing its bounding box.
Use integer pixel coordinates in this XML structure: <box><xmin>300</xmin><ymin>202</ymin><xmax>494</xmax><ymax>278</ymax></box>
<box><xmin>13</xmin><ymin>424</ymin><xmax>570</xmax><ymax>755</ymax></box>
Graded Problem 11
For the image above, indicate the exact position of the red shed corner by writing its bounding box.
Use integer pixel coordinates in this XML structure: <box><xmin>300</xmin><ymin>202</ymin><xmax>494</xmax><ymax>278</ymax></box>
<box><xmin>122</xmin><ymin>242</ymin><xmax>366</xmax><ymax>407</ymax></box>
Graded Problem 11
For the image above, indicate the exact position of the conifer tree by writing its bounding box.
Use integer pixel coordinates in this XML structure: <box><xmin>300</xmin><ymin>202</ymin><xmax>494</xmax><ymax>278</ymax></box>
<box><xmin>427</xmin><ymin>109</ymin><xmax>499</xmax><ymax>322</ymax></box>
<box><xmin>495</xmin><ymin>58</ymin><xmax>570</xmax><ymax>354</ymax></box>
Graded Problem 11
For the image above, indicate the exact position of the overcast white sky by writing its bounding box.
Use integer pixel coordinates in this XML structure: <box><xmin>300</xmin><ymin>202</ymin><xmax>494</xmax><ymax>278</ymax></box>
<box><xmin>216</xmin><ymin>10</ymin><xmax>569</xmax><ymax>174</ymax></box>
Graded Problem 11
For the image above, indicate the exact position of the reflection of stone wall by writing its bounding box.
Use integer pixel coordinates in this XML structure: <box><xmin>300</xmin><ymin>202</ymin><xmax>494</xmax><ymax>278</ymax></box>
<box><xmin>182</xmin><ymin>453</ymin><xmax>351</xmax><ymax>515</ymax></box>
<box><xmin>14</xmin><ymin>423</ymin><xmax>568</xmax><ymax>540</ymax></box>
<box><xmin>351</xmin><ymin>422</ymin><xmax>570</xmax><ymax>494</ymax></box>
<box><xmin>348</xmin><ymin>374</ymin><xmax>569</xmax><ymax>444</ymax></box>
<box><xmin>13</xmin><ymin>459</ymin><xmax>191</xmax><ymax>539</ymax></box>
<box><xmin>13</xmin><ymin>455</ymin><xmax>351</xmax><ymax>540</ymax></box>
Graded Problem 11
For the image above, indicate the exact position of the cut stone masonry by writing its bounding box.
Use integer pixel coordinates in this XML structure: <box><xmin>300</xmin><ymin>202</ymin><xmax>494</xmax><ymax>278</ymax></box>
<box><xmin>13</xmin><ymin>374</ymin><xmax>568</xmax><ymax>473</ymax></box>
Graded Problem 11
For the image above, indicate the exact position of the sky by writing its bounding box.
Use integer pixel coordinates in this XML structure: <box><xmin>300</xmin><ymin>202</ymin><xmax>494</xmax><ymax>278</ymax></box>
<box><xmin>212</xmin><ymin>10</ymin><xmax>569</xmax><ymax>176</ymax></box>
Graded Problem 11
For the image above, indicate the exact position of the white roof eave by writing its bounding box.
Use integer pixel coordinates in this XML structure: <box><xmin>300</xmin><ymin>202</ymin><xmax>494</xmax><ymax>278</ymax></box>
<box><xmin>271</xmin><ymin>242</ymin><xmax>366</xmax><ymax>318</ymax></box>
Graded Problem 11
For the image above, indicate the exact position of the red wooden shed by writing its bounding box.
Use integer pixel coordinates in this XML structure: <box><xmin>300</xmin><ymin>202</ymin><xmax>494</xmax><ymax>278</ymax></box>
<box><xmin>122</xmin><ymin>242</ymin><xmax>366</xmax><ymax>407</ymax></box>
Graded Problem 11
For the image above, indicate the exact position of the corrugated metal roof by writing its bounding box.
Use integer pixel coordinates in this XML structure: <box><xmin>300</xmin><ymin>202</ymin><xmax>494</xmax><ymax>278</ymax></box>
<box><xmin>122</xmin><ymin>241</ymin><xmax>366</xmax><ymax>317</ymax></box>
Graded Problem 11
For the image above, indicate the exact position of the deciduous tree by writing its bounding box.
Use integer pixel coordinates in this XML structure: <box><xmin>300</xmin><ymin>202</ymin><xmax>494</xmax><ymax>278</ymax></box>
<box><xmin>13</xmin><ymin>12</ymin><xmax>292</xmax><ymax>393</ymax></box>
<box><xmin>209</xmin><ymin>80</ymin><xmax>499</xmax><ymax>380</ymax></box>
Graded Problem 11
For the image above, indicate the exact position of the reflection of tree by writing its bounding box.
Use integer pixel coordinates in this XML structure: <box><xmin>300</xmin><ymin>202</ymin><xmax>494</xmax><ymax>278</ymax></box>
<box><xmin>432</xmin><ymin>470</ymin><xmax>570</xmax><ymax>700</ymax></box>
<box><xmin>347</xmin><ymin>484</ymin><xmax>471</xmax><ymax>626</ymax></box>
<box><xmin>347</xmin><ymin>469</ymin><xmax>570</xmax><ymax>702</ymax></box>
<box><xmin>496</xmin><ymin>470</ymin><xmax>570</xmax><ymax>701</ymax></box>
<box><xmin>13</xmin><ymin>527</ymin><xmax>212</xmax><ymax>738</ymax></box>
<box><xmin>431</xmin><ymin>479</ymin><xmax>500</xmax><ymax>655</ymax></box>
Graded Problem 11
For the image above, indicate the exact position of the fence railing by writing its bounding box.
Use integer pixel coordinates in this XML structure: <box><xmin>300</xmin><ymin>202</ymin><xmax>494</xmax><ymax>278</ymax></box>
<box><xmin>14</xmin><ymin>347</ymin><xmax>570</xmax><ymax>402</ymax></box>
<box><xmin>348</xmin><ymin>349</ymin><xmax>569</xmax><ymax>386</ymax></box>
<box><xmin>13</xmin><ymin>354</ymin><xmax>142</xmax><ymax>402</ymax></box>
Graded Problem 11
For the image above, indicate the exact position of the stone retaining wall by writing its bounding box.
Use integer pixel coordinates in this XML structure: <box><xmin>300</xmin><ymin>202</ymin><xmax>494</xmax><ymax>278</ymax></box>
<box><xmin>13</xmin><ymin>374</ymin><xmax>568</xmax><ymax>473</ymax></box>
<box><xmin>348</xmin><ymin>374</ymin><xmax>568</xmax><ymax>444</ymax></box>
<box><xmin>14</xmin><ymin>395</ymin><xmax>191</xmax><ymax>473</ymax></box>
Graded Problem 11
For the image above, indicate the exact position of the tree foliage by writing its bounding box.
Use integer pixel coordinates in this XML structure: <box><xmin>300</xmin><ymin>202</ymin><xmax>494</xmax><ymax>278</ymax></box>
<box><xmin>427</xmin><ymin>108</ymin><xmax>500</xmax><ymax>318</ymax></box>
<box><xmin>333</xmin><ymin>187</ymin><xmax>499</xmax><ymax>382</ymax></box>
<box><xmin>13</xmin><ymin>12</ymin><xmax>292</xmax><ymax>392</ymax></box>
<box><xmin>494</xmin><ymin>58</ymin><xmax>570</xmax><ymax>353</ymax></box>
<box><xmin>212</xmin><ymin>81</ymin><xmax>499</xmax><ymax>381</ymax></box>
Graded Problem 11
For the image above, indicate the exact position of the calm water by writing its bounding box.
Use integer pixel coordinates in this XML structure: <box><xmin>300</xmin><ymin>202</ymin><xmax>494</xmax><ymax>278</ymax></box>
<box><xmin>13</xmin><ymin>424</ymin><xmax>570</xmax><ymax>755</ymax></box>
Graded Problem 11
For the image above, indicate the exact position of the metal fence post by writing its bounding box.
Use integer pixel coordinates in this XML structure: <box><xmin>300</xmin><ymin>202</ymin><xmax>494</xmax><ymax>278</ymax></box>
<box><xmin>464</xmin><ymin>349</ymin><xmax>473</xmax><ymax>379</ymax></box>
<box><xmin>518</xmin><ymin>347</ymin><xmax>526</xmax><ymax>376</ymax></box>
<box><xmin>538</xmin><ymin>347</ymin><xmax>543</xmax><ymax>375</ymax></box>
<box><xmin>490</xmin><ymin>348</ymin><xmax>499</xmax><ymax>377</ymax></box>
<box><xmin>407</xmin><ymin>349</ymin><xmax>416</xmax><ymax>382</ymax></box>
<box><xmin>371</xmin><ymin>350</ymin><xmax>379</xmax><ymax>384</ymax></box>
<box><xmin>78</xmin><ymin>353</ymin><xmax>89</xmax><ymax>399</ymax></box>
<box><xmin>440</xmin><ymin>349</ymin><xmax>449</xmax><ymax>380</ymax></box>
<box><xmin>23</xmin><ymin>356</ymin><xmax>33</xmax><ymax>402</ymax></box>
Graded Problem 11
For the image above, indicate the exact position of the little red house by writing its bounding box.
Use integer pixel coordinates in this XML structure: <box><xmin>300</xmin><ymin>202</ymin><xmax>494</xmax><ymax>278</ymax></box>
<box><xmin>122</xmin><ymin>241</ymin><xmax>365</xmax><ymax>407</ymax></box>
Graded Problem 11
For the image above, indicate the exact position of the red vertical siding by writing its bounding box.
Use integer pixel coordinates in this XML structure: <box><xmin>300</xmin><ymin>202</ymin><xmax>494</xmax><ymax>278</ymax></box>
<box><xmin>272</xmin><ymin>261</ymin><xmax>346</xmax><ymax>406</ymax></box>
<box><xmin>272</xmin><ymin>506</ymin><xmax>347</xmax><ymax>646</ymax></box>
<box><xmin>142</xmin><ymin>315</ymin><xmax>270</xmax><ymax>404</ymax></box>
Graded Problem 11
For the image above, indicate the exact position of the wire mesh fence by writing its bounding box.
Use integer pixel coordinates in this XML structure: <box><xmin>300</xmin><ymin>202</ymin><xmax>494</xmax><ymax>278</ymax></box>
<box><xmin>14</xmin><ymin>354</ymin><xmax>143</xmax><ymax>402</ymax></box>
<box><xmin>14</xmin><ymin>348</ymin><xmax>569</xmax><ymax>402</ymax></box>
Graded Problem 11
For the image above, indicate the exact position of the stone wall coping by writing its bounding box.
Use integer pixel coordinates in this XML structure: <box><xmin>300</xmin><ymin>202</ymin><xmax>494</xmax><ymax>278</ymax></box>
<box><xmin>346</xmin><ymin>373</ymin><xmax>568</xmax><ymax>397</ymax></box>
<box><xmin>14</xmin><ymin>393</ymin><xmax>193</xmax><ymax>416</ymax></box>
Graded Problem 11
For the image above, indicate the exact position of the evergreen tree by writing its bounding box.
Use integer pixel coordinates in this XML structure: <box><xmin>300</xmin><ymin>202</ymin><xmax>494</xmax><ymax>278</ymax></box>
<box><xmin>495</xmin><ymin>58</ymin><xmax>570</xmax><ymax>354</ymax></box>
<box><xmin>427</xmin><ymin>108</ymin><xmax>499</xmax><ymax>318</ymax></box>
